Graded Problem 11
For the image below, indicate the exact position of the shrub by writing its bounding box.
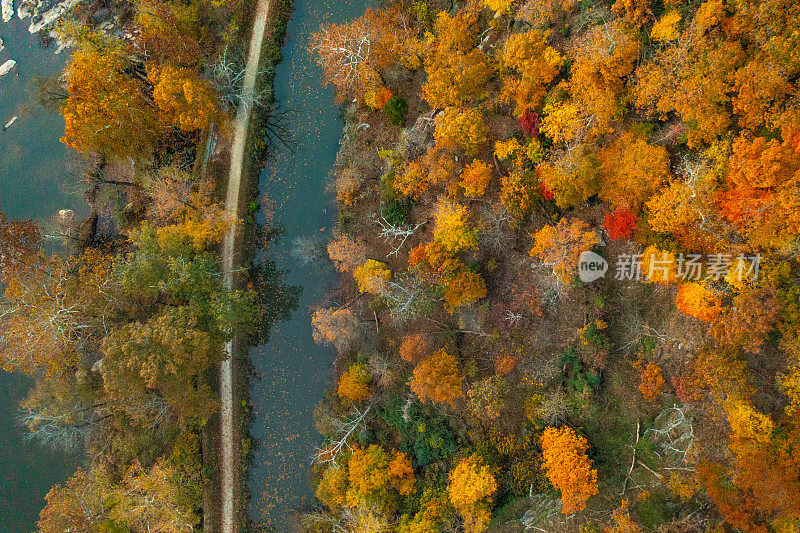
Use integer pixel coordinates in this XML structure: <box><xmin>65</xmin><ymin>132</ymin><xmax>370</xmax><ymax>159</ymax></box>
<box><xmin>385</xmin><ymin>96</ymin><xmax>409</xmax><ymax>126</ymax></box>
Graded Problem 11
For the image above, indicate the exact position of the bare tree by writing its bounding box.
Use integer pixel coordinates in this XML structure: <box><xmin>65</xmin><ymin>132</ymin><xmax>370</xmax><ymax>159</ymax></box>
<box><xmin>313</xmin><ymin>404</ymin><xmax>371</xmax><ymax>467</ymax></box>
<box><xmin>18</xmin><ymin>400</ymin><xmax>110</xmax><ymax>451</ymax></box>
<box><xmin>210</xmin><ymin>45</ymin><xmax>273</xmax><ymax>112</ymax></box>
<box><xmin>382</xmin><ymin>274</ymin><xmax>434</xmax><ymax>320</ymax></box>
<box><xmin>374</xmin><ymin>216</ymin><xmax>425</xmax><ymax>257</ymax></box>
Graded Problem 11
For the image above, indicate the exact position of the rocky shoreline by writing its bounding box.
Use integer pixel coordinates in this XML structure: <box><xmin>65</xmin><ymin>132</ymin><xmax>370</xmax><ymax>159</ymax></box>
<box><xmin>1</xmin><ymin>0</ymin><xmax>109</xmax><ymax>51</ymax></box>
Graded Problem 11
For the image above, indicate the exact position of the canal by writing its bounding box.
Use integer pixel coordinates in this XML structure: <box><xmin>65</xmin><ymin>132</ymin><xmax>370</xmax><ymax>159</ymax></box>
<box><xmin>248</xmin><ymin>0</ymin><xmax>371</xmax><ymax>528</ymax></box>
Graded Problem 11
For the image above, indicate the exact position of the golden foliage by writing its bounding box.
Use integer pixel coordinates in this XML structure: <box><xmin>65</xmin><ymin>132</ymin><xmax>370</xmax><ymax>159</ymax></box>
<box><xmin>541</xmin><ymin>426</ymin><xmax>599</xmax><ymax>514</ymax></box>
<box><xmin>347</xmin><ymin>445</ymin><xmax>391</xmax><ymax>507</ymax></box>
<box><xmin>640</xmin><ymin>246</ymin><xmax>678</xmax><ymax>285</ymax></box>
<box><xmin>316</xmin><ymin>465</ymin><xmax>348</xmax><ymax>510</ymax></box>
<box><xmin>62</xmin><ymin>35</ymin><xmax>158</xmax><ymax>157</ymax></box>
<box><xmin>353</xmin><ymin>259</ymin><xmax>391</xmax><ymax>294</ymax></box>
<box><xmin>422</xmin><ymin>11</ymin><xmax>493</xmax><ymax>108</ymax></box>
<box><xmin>338</xmin><ymin>362</ymin><xmax>371</xmax><ymax>402</ymax></box>
<box><xmin>448</xmin><ymin>454</ymin><xmax>497</xmax><ymax>532</ymax></box>
<box><xmin>651</xmin><ymin>11</ymin><xmax>681</xmax><ymax>41</ymax></box>
<box><xmin>409</xmin><ymin>348</ymin><xmax>465</xmax><ymax>406</ymax></box>
<box><xmin>499</xmin><ymin>30</ymin><xmax>563</xmax><ymax>116</ymax></box>
<box><xmin>500</xmin><ymin>168</ymin><xmax>539</xmax><ymax>218</ymax></box>
<box><xmin>569</xmin><ymin>21</ymin><xmax>639</xmax><ymax>138</ymax></box>
<box><xmin>433</xmin><ymin>197</ymin><xmax>478</xmax><ymax>253</ymax></box>
<box><xmin>434</xmin><ymin>106</ymin><xmax>488</xmax><ymax>156</ymax></box>
<box><xmin>148</xmin><ymin>63</ymin><xmax>221</xmax><ymax>132</ymax></box>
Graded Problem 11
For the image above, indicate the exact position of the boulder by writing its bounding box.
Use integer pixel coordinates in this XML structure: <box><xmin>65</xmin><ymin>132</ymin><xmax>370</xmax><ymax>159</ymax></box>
<box><xmin>0</xmin><ymin>59</ymin><xmax>16</xmax><ymax>76</ymax></box>
<box><xmin>2</xmin><ymin>115</ymin><xmax>17</xmax><ymax>131</ymax></box>
<box><xmin>17</xmin><ymin>0</ymin><xmax>81</xmax><ymax>33</ymax></box>
<box><xmin>57</xmin><ymin>209</ymin><xmax>76</xmax><ymax>225</ymax></box>
<box><xmin>1</xmin><ymin>0</ymin><xmax>12</xmax><ymax>22</ymax></box>
<box><xmin>399</xmin><ymin>112</ymin><xmax>435</xmax><ymax>161</ymax></box>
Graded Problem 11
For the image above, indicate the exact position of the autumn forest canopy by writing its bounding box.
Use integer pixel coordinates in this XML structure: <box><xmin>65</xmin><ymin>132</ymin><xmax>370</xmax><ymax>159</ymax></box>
<box><xmin>1</xmin><ymin>0</ymin><xmax>271</xmax><ymax>527</ymax></box>
<box><xmin>304</xmin><ymin>0</ymin><xmax>800</xmax><ymax>530</ymax></box>
<box><xmin>3</xmin><ymin>0</ymin><xmax>800</xmax><ymax>529</ymax></box>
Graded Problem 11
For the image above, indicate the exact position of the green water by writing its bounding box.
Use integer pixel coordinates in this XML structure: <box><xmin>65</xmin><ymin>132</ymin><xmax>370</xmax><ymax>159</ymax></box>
<box><xmin>0</xmin><ymin>20</ymin><xmax>82</xmax><ymax>532</ymax></box>
<box><xmin>249</xmin><ymin>0</ymin><xmax>371</xmax><ymax>528</ymax></box>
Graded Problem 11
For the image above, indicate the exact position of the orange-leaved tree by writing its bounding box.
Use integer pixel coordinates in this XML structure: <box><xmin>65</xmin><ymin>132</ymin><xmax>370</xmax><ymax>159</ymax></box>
<box><xmin>310</xmin><ymin>8</ymin><xmax>409</xmax><ymax>100</ymax></box>
<box><xmin>460</xmin><ymin>159</ymin><xmax>493</xmax><ymax>198</ymax></box>
<box><xmin>697</xmin><ymin>399</ymin><xmax>800</xmax><ymax>531</ymax></box>
<box><xmin>529</xmin><ymin>219</ymin><xmax>599</xmax><ymax>282</ymax></box>
<box><xmin>541</xmin><ymin>426</ymin><xmax>598</xmax><ymax>514</ymax></box>
<box><xmin>633</xmin><ymin>359</ymin><xmax>666</xmax><ymax>402</ymax></box>
<box><xmin>443</xmin><ymin>268</ymin><xmax>487</xmax><ymax>313</ymax></box>
<box><xmin>409</xmin><ymin>348</ymin><xmax>465</xmax><ymax>407</ymax></box>
<box><xmin>399</xmin><ymin>334</ymin><xmax>431</xmax><ymax>363</ymax></box>
<box><xmin>675</xmin><ymin>282</ymin><xmax>722</xmax><ymax>323</ymax></box>
<box><xmin>148</xmin><ymin>62</ymin><xmax>222</xmax><ymax>132</ymax></box>
<box><xmin>346</xmin><ymin>445</ymin><xmax>416</xmax><ymax>508</ymax></box>
<box><xmin>599</xmin><ymin>131</ymin><xmax>671</xmax><ymax>211</ymax></box>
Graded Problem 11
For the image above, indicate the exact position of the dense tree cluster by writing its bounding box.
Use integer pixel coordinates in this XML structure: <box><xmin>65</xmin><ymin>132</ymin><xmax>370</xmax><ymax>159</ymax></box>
<box><xmin>307</xmin><ymin>0</ymin><xmax>800</xmax><ymax>531</ymax></box>
<box><xmin>1</xmin><ymin>0</ymin><xmax>270</xmax><ymax>528</ymax></box>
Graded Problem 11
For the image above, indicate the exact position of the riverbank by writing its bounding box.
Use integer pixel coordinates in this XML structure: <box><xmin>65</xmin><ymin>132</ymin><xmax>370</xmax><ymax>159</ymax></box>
<box><xmin>0</xmin><ymin>18</ymin><xmax>83</xmax><ymax>531</ymax></box>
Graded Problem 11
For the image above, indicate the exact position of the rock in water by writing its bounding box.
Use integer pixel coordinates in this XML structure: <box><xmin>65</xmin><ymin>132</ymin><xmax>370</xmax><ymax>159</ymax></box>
<box><xmin>2</xmin><ymin>115</ymin><xmax>17</xmax><ymax>131</ymax></box>
<box><xmin>57</xmin><ymin>209</ymin><xmax>75</xmax><ymax>225</ymax></box>
<box><xmin>0</xmin><ymin>37</ymin><xmax>4</xmax><ymax>53</ymax></box>
<box><xmin>17</xmin><ymin>0</ymin><xmax>80</xmax><ymax>33</ymax></box>
<box><xmin>1</xmin><ymin>0</ymin><xmax>12</xmax><ymax>22</ymax></box>
<box><xmin>0</xmin><ymin>59</ymin><xmax>16</xmax><ymax>76</ymax></box>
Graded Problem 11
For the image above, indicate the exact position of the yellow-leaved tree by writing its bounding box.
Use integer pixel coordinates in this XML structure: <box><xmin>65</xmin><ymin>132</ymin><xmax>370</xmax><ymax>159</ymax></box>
<box><xmin>422</xmin><ymin>11</ymin><xmax>493</xmax><ymax>108</ymax></box>
<box><xmin>435</xmin><ymin>106</ymin><xmax>488</xmax><ymax>156</ymax></box>
<box><xmin>499</xmin><ymin>29</ymin><xmax>563</xmax><ymax>116</ymax></box>
<box><xmin>448</xmin><ymin>454</ymin><xmax>497</xmax><ymax>532</ymax></box>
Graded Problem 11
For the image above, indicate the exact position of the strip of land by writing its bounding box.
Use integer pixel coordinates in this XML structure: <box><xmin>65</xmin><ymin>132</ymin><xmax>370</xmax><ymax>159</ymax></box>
<box><xmin>219</xmin><ymin>0</ymin><xmax>272</xmax><ymax>530</ymax></box>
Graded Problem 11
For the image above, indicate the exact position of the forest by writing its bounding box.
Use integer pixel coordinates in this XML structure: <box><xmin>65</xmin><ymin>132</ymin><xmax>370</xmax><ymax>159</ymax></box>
<box><xmin>304</xmin><ymin>0</ymin><xmax>800</xmax><ymax>531</ymax></box>
<box><xmin>0</xmin><ymin>0</ymin><xmax>284</xmax><ymax>528</ymax></box>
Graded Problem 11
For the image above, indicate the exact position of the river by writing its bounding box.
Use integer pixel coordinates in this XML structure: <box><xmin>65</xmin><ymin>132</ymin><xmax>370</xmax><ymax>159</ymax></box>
<box><xmin>0</xmin><ymin>18</ymin><xmax>81</xmax><ymax>532</ymax></box>
<box><xmin>249</xmin><ymin>0</ymin><xmax>371</xmax><ymax>528</ymax></box>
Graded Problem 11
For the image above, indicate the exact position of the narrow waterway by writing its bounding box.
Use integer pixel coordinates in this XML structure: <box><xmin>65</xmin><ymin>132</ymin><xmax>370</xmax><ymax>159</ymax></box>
<box><xmin>249</xmin><ymin>0</ymin><xmax>371</xmax><ymax>528</ymax></box>
<box><xmin>0</xmin><ymin>19</ymin><xmax>81</xmax><ymax>531</ymax></box>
